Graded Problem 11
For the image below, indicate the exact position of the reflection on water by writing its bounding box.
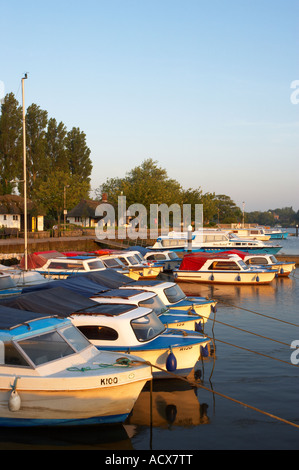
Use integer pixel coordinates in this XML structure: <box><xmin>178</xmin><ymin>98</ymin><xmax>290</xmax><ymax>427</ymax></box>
<box><xmin>127</xmin><ymin>379</ymin><xmax>210</xmax><ymax>429</ymax></box>
<box><xmin>0</xmin><ymin>423</ymin><xmax>133</xmax><ymax>450</ymax></box>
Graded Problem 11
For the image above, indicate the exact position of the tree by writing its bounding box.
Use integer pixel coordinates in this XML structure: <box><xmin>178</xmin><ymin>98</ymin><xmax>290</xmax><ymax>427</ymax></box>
<box><xmin>0</xmin><ymin>92</ymin><xmax>22</xmax><ymax>194</ymax></box>
<box><xmin>215</xmin><ymin>194</ymin><xmax>242</xmax><ymax>223</ymax></box>
<box><xmin>46</xmin><ymin>118</ymin><xmax>68</xmax><ymax>172</ymax></box>
<box><xmin>25</xmin><ymin>103</ymin><xmax>48</xmax><ymax>195</ymax></box>
<box><xmin>33</xmin><ymin>169</ymin><xmax>90</xmax><ymax>229</ymax></box>
<box><xmin>66</xmin><ymin>127</ymin><xmax>92</xmax><ymax>183</ymax></box>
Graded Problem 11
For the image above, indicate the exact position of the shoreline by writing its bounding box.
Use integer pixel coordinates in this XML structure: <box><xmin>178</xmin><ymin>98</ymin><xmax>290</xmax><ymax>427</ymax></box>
<box><xmin>0</xmin><ymin>236</ymin><xmax>298</xmax><ymax>265</ymax></box>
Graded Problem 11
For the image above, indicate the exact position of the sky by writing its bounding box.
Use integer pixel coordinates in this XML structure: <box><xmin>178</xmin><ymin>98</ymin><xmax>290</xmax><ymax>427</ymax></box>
<box><xmin>1</xmin><ymin>0</ymin><xmax>298</xmax><ymax>212</ymax></box>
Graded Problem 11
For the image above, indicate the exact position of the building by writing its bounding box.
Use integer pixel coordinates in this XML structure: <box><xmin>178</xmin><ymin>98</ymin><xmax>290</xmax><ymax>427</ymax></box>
<box><xmin>0</xmin><ymin>194</ymin><xmax>44</xmax><ymax>234</ymax></box>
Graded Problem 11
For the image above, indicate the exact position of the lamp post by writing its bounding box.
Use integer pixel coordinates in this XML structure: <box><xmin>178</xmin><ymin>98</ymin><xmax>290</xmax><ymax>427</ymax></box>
<box><xmin>22</xmin><ymin>73</ymin><xmax>28</xmax><ymax>271</ymax></box>
<box><xmin>64</xmin><ymin>185</ymin><xmax>70</xmax><ymax>228</ymax></box>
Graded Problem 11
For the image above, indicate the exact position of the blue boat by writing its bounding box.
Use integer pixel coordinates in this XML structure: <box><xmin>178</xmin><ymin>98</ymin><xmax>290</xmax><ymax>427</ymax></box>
<box><xmin>150</xmin><ymin>229</ymin><xmax>282</xmax><ymax>254</ymax></box>
<box><xmin>2</xmin><ymin>286</ymin><xmax>210</xmax><ymax>378</ymax></box>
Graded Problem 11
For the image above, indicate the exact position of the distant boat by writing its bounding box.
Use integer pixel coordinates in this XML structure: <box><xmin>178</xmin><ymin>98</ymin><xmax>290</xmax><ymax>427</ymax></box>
<box><xmin>229</xmin><ymin>228</ymin><xmax>271</xmax><ymax>241</ymax></box>
<box><xmin>223</xmin><ymin>250</ymin><xmax>296</xmax><ymax>277</ymax></box>
<box><xmin>0</xmin><ymin>305</ymin><xmax>152</xmax><ymax>427</ymax></box>
<box><xmin>174</xmin><ymin>252</ymin><xmax>278</xmax><ymax>285</ymax></box>
<box><xmin>150</xmin><ymin>229</ymin><xmax>282</xmax><ymax>254</ymax></box>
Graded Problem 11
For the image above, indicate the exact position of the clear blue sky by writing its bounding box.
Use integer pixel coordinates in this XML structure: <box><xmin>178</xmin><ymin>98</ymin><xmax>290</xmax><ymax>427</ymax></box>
<box><xmin>1</xmin><ymin>0</ymin><xmax>298</xmax><ymax>212</ymax></box>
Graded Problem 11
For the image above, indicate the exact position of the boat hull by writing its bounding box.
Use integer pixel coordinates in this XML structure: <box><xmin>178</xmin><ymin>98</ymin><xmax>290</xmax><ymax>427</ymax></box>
<box><xmin>0</xmin><ymin>381</ymin><xmax>148</xmax><ymax>427</ymax></box>
<box><xmin>95</xmin><ymin>335</ymin><xmax>210</xmax><ymax>379</ymax></box>
<box><xmin>174</xmin><ymin>270</ymin><xmax>276</xmax><ymax>285</ymax></box>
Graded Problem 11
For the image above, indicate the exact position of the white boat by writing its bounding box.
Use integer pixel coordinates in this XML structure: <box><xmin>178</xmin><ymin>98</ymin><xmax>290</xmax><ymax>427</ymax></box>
<box><xmin>3</xmin><ymin>287</ymin><xmax>210</xmax><ymax>379</ymax></box>
<box><xmin>89</xmin><ymin>287</ymin><xmax>204</xmax><ymax>332</ymax></box>
<box><xmin>69</xmin><ymin>304</ymin><xmax>211</xmax><ymax>378</ymax></box>
<box><xmin>121</xmin><ymin>280</ymin><xmax>216</xmax><ymax>329</ymax></box>
<box><xmin>229</xmin><ymin>228</ymin><xmax>271</xmax><ymax>241</ymax></box>
<box><xmin>98</xmin><ymin>254</ymin><xmax>140</xmax><ymax>280</ymax></box>
<box><xmin>0</xmin><ymin>273</ymin><xmax>22</xmax><ymax>297</ymax></box>
<box><xmin>229</xmin><ymin>251</ymin><xmax>296</xmax><ymax>277</ymax></box>
<box><xmin>0</xmin><ymin>305</ymin><xmax>152</xmax><ymax>427</ymax></box>
<box><xmin>259</xmin><ymin>226</ymin><xmax>289</xmax><ymax>239</ymax></box>
<box><xmin>0</xmin><ymin>265</ymin><xmax>50</xmax><ymax>287</ymax></box>
<box><xmin>113</xmin><ymin>250</ymin><xmax>163</xmax><ymax>279</ymax></box>
<box><xmin>174</xmin><ymin>253</ymin><xmax>278</xmax><ymax>285</ymax></box>
<box><xmin>34</xmin><ymin>255</ymin><xmax>106</xmax><ymax>279</ymax></box>
<box><xmin>143</xmin><ymin>250</ymin><xmax>182</xmax><ymax>271</ymax></box>
<box><xmin>151</xmin><ymin>229</ymin><xmax>282</xmax><ymax>255</ymax></box>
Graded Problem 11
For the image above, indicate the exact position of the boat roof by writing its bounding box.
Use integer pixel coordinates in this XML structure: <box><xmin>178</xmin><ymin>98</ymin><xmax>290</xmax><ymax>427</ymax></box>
<box><xmin>0</xmin><ymin>305</ymin><xmax>57</xmax><ymax>331</ymax></box>
<box><xmin>179</xmin><ymin>252</ymin><xmax>242</xmax><ymax>270</ymax></box>
<box><xmin>94</xmin><ymin>288</ymin><xmax>155</xmax><ymax>300</ymax></box>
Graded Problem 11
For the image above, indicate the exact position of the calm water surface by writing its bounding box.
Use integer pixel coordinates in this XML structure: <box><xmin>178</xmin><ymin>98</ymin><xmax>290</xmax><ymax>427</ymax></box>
<box><xmin>2</xmin><ymin>232</ymin><xmax>299</xmax><ymax>450</ymax></box>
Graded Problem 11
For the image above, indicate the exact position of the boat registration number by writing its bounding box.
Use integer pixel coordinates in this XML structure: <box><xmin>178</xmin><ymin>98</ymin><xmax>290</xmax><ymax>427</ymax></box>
<box><xmin>100</xmin><ymin>377</ymin><xmax>118</xmax><ymax>385</ymax></box>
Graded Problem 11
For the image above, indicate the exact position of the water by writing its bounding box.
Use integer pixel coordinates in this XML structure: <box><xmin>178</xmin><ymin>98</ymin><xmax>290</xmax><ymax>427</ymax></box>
<box><xmin>1</xmin><ymin>232</ymin><xmax>299</xmax><ymax>451</ymax></box>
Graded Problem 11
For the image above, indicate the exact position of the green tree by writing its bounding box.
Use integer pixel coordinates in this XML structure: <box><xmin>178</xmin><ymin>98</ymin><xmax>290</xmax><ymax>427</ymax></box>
<box><xmin>46</xmin><ymin>118</ymin><xmax>68</xmax><ymax>172</ymax></box>
<box><xmin>33</xmin><ymin>169</ymin><xmax>90</xmax><ymax>229</ymax></box>
<box><xmin>0</xmin><ymin>93</ymin><xmax>22</xmax><ymax>194</ymax></box>
<box><xmin>25</xmin><ymin>103</ymin><xmax>48</xmax><ymax>195</ymax></box>
<box><xmin>66</xmin><ymin>127</ymin><xmax>92</xmax><ymax>183</ymax></box>
<box><xmin>215</xmin><ymin>194</ymin><xmax>242</xmax><ymax>223</ymax></box>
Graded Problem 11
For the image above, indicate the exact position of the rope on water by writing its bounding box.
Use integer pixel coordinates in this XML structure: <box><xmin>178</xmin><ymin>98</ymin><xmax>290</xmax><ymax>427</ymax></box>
<box><xmin>206</xmin><ymin>298</ymin><xmax>299</xmax><ymax>328</ymax></box>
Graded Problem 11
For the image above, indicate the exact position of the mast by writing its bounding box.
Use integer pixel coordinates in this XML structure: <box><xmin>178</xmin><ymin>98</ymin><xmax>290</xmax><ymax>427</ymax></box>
<box><xmin>22</xmin><ymin>73</ymin><xmax>28</xmax><ymax>271</ymax></box>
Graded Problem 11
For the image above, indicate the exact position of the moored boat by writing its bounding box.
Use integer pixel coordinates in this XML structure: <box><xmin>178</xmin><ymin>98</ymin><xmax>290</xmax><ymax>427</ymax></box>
<box><xmin>2</xmin><ymin>287</ymin><xmax>210</xmax><ymax>378</ymax></box>
<box><xmin>0</xmin><ymin>305</ymin><xmax>152</xmax><ymax>427</ymax></box>
<box><xmin>223</xmin><ymin>250</ymin><xmax>296</xmax><ymax>277</ymax></box>
<box><xmin>174</xmin><ymin>253</ymin><xmax>277</xmax><ymax>285</ymax></box>
<box><xmin>0</xmin><ymin>273</ymin><xmax>22</xmax><ymax>297</ymax></box>
<box><xmin>150</xmin><ymin>229</ymin><xmax>282</xmax><ymax>254</ymax></box>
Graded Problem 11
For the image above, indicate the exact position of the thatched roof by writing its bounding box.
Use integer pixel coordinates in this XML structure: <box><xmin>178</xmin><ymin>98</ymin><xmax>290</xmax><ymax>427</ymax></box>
<box><xmin>67</xmin><ymin>195</ymin><xmax>113</xmax><ymax>219</ymax></box>
<box><xmin>67</xmin><ymin>199</ymin><xmax>100</xmax><ymax>218</ymax></box>
<box><xmin>0</xmin><ymin>195</ymin><xmax>36</xmax><ymax>215</ymax></box>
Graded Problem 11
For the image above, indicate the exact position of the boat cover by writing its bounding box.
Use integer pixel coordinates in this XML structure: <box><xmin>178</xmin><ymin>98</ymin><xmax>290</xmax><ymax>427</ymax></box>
<box><xmin>81</xmin><ymin>268</ymin><xmax>134</xmax><ymax>288</ymax></box>
<box><xmin>2</xmin><ymin>287</ymin><xmax>99</xmax><ymax>315</ymax></box>
<box><xmin>94</xmin><ymin>288</ymin><xmax>151</xmax><ymax>299</ymax></box>
<box><xmin>1</xmin><ymin>286</ymin><xmax>138</xmax><ymax>317</ymax></box>
<box><xmin>21</xmin><ymin>275</ymin><xmax>110</xmax><ymax>297</ymax></box>
<box><xmin>0</xmin><ymin>305</ymin><xmax>52</xmax><ymax>330</ymax></box>
<box><xmin>179</xmin><ymin>253</ymin><xmax>240</xmax><ymax>271</ymax></box>
<box><xmin>19</xmin><ymin>251</ymin><xmax>65</xmax><ymax>269</ymax></box>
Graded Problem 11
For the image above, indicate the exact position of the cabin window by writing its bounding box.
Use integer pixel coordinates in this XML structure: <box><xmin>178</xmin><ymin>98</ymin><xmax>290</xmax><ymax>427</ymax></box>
<box><xmin>103</xmin><ymin>259</ymin><xmax>122</xmax><ymax>268</ymax></box>
<box><xmin>209</xmin><ymin>261</ymin><xmax>240</xmax><ymax>270</ymax></box>
<box><xmin>119</xmin><ymin>257</ymin><xmax>129</xmax><ymax>266</ymax></box>
<box><xmin>139</xmin><ymin>295</ymin><xmax>168</xmax><ymax>316</ymax></box>
<box><xmin>152</xmin><ymin>254</ymin><xmax>166</xmax><ymax>260</ymax></box>
<box><xmin>87</xmin><ymin>260</ymin><xmax>105</xmax><ymax>270</ymax></box>
<box><xmin>246</xmin><ymin>257</ymin><xmax>268</xmax><ymax>265</ymax></box>
<box><xmin>131</xmin><ymin>312</ymin><xmax>165</xmax><ymax>342</ymax></box>
<box><xmin>163</xmin><ymin>285</ymin><xmax>185</xmax><ymax>304</ymax></box>
<box><xmin>48</xmin><ymin>261</ymin><xmax>84</xmax><ymax>270</ymax></box>
<box><xmin>3</xmin><ymin>342</ymin><xmax>30</xmax><ymax>367</ymax></box>
<box><xmin>61</xmin><ymin>325</ymin><xmax>91</xmax><ymax>352</ymax></box>
<box><xmin>77</xmin><ymin>326</ymin><xmax>118</xmax><ymax>341</ymax></box>
<box><xmin>17</xmin><ymin>331</ymin><xmax>74</xmax><ymax>366</ymax></box>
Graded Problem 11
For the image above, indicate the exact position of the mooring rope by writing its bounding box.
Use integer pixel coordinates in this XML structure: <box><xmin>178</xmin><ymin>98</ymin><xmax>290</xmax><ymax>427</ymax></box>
<box><xmin>131</xmin><ymin>360</ymin><xmax>299</xmax><ymax>431</ymax></box>
<box><xmin>204</xmin><ymin>298</ymin><xmax>299</xmax><ymax>328</ymax></box>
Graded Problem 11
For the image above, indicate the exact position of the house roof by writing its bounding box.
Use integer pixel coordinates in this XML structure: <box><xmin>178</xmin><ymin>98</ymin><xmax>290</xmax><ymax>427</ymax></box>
<box><xmin>67</xmin><ymin>199</ymin><xmax>100</xmax><ymax>218</ymax></box>
<box><xmin>0</xmin><ymin>195</ymin><xmax>35</xmax><ymax>215</ymax></box>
